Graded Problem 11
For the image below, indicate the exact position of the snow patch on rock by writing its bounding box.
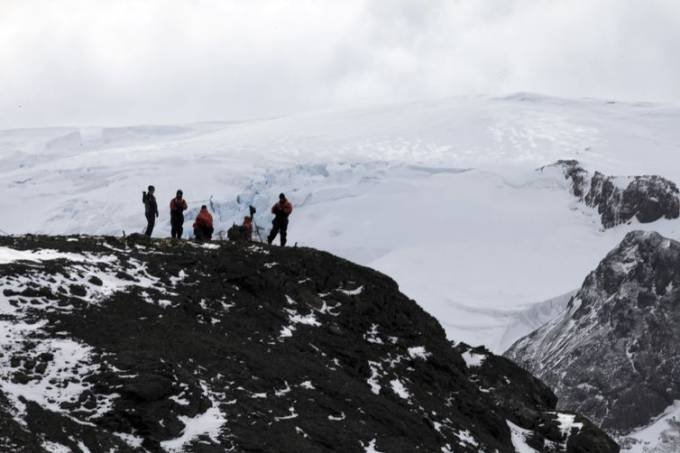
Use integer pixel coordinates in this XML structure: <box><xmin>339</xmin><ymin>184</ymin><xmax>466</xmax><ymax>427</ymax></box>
<box><xmin>461</xmin><ymin>351</ymin><xmax>486</xmax><ymax>368</ymax></box>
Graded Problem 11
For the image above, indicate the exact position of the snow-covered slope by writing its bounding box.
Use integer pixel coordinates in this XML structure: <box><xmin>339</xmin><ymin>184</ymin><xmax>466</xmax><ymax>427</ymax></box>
<box><xmin>621</xmin><ymin>401</ymin><xmax>680</xmax><ymax>453</ymax></box>
<box><xmin>2</xmin><ymin>94</ymin><xmax>680</xmax><ymax>353</ymax></box>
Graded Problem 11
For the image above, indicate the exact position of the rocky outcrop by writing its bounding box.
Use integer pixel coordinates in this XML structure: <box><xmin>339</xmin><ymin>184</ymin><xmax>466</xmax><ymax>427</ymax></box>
<box><xmin>543</xmin><ymin>160</ymin><xmax>680</xmax><ymax>228</ymax></box>
<box><xmin>506</xmin><ymin>231</ymin><xmax>680</xmax><ymax>438</ymax></box>
<box><xmin>0</xmin><ymin>235</ymin><xmax>617</xmax><ymax>452</ymax></box>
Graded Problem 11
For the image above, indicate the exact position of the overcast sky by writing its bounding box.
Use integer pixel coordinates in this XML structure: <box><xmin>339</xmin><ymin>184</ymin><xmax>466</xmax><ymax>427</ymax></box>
<box><xmin>1</xmin><ymin>0</ymin><xmax>679</xmax><ymax>129</ymax></box>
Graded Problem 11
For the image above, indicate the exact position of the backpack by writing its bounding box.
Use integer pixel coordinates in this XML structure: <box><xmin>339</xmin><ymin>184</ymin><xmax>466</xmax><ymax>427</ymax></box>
<box><xmin>227</xmin><ymin>224</ymin><xmax>248</xmax><ymax>241</ymax></box>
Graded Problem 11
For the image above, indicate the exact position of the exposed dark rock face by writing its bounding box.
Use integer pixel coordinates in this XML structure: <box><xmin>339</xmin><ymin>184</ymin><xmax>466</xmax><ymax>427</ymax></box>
<box><xmin>0</xmin><ymin>235</ymin><xmax>617</xmax><ymax>452</ymax></box>
<box><xmin>506</xmin><ymin>231</ymin><xmax>680</xmax><ymax>437</ymax></box>
<box><xmin>543</xmin><ymin>160</ymin><xmax>680</xmax><ymax>228</ymax></box>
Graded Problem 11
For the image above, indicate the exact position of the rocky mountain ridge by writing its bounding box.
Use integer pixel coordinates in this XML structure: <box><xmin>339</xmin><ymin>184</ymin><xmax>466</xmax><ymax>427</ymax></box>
<box><xmin>506</xmin><ymin>231</ymin><xmax>680</xmax><ymax>451</ymax></box>
<box><xmin>542</xmin><ymin>160</ymin><xmax>680</xmax><ymax>228</ymax></box>
<box><xmin>0</xmin><ymin>235</ymin><xmax>617</xmax><ymax>452</ymax></box>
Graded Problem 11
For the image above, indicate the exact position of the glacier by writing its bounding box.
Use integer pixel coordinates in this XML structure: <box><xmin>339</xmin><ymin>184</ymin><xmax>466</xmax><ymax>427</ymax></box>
<box><xmin>1</xmin><ymin>93</ymin><xmax>680</xmax><ymax>356</ymax></box>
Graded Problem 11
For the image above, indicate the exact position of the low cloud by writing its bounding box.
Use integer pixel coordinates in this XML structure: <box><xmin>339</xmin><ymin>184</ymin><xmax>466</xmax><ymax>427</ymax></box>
<box><xmin>1</xmin><ymin>0</ymin><xmax>679</xmax><ymax>128</ymax></box>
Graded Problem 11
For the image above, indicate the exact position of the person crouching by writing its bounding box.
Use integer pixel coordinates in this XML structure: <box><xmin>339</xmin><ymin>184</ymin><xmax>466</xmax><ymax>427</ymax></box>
<box><xmin>193</xmin><ymin>205</ymin><xmax>214</xmax><ymax>242</ymax></box>
<box><xmin>242</xmin><ymin>216</ymin><xmax>253</xmax><ymax>241</ymax></box>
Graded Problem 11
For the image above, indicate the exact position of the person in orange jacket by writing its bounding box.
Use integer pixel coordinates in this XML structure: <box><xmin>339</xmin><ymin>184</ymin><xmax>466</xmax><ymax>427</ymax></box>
<box><xmin>242</xmin><ymin>216</ymin><xmax>253</xmax><ymax>241</ymax></box>
<box><xmin>169</xmin><ymin>190</ymin><xmax>188</xmax><ymax>239</ymax></box>
<box><xmin>193</xmin><ymin>205</ymin><xmax>214</xmax><ymax>242</ymax></box>
<box><xmin>267</xmin><ymin>193</ymin><xmax>293</xmax><ymax>246</ymax></box>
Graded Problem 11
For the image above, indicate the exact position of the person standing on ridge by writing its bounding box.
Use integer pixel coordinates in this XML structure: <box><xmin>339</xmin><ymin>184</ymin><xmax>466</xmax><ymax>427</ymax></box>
<box><xmin>267</xmin><ymin>193</ymin><xmax>293</xmax><ymax>246</ymax></box>
<box><xmin>142</xmin><ymin>185</ymin><xmax>159</xmax><ymax>237</ymax></box>
<box><xmin>193</xmin><ymin>205</ymin><xmax>214</xmax><ymax>242</ymax></box>
<box><xmin>169</xmin><ymin>190</ymin><xmax>188</xmax><ymax>239</ymax></box>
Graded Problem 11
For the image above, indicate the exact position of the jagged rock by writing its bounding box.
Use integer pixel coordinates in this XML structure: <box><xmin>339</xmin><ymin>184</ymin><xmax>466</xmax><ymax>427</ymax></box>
<box><xmin>543</xmin><ymin>160</ymin><xmax>680</xmax><ymax>228</ymax></box>
<box><xmin>506</xmin><ymin>231</ymin><xmax>680</xmax><ymax>436</ymax></box>
<box><xmin>0</xmin><ymin>235</ymin><xmax>618</xmax><ymax>452</ymax></box>
<box><xmin>121</xmin><ymin>374</ymin><xmax>175</xmax><ymax>402</ymax></box>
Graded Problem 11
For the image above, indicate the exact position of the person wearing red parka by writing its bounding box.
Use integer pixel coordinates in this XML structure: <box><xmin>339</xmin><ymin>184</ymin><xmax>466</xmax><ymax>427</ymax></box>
<box><xmin>193</xmin><ymin>205</ymin><xmax>214</xmax><ymax>242</ymax></box>
<box><xmin>267</xmin><ymin>193</ymin><xmax>293</xmax><ymax>246</ymax></box>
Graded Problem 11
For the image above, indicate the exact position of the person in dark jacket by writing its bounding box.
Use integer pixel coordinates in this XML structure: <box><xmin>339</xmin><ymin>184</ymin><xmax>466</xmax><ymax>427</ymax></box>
<box><xmin>142</xmin><ymin>185</ymin><xmax>159</xmax><ymax>237</ymax></box>
<box><xmin>169</xmin><ymin>190</ymin><xmax>188</xmax><ymax>239</ymax></box>
<box><xmin>193</xmin><ymin>205</ymin><xmax>214</xmax><ymax>242</ymax></box>
<box><xmin>267</xmin><ymin>193</ymin><xmax>293</xmax><ymax>246</ymax></box>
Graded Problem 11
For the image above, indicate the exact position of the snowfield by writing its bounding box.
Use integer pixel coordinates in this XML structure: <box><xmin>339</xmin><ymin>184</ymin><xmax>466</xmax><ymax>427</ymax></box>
<box><xmin>2</xmin><ymin>93</ymin><xmax>680</xmax><ymax>450</ymax></box>
<box><xmin>2</xmin><ymin>94</ymin><xmax>680</xmax><ymax>354</ymax></box>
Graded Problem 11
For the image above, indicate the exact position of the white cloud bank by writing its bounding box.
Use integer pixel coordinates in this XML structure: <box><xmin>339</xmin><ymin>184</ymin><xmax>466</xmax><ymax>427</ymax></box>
<box><xmin>1</xmin><ymin>0</ymin><xmax>679</xmax><ymax>129</ymax></box>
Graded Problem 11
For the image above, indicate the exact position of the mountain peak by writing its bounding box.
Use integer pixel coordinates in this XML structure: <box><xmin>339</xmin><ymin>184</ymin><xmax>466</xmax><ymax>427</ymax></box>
<box><xmin>507</xmin><ymin>231</ymin><xmax>680</xmax><ymax>438</ymax></box>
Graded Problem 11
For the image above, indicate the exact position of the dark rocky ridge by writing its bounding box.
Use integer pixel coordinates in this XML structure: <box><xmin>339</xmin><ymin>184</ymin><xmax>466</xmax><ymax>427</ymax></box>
<box><xmin>0</xmin><ymin>235</ymin><xmax>617</xmax><ymax>452</ymax></box>
<box><xmin>506</xmin><ymin>231</ymin><xmax>680</xmax><ymax>437</ymax></box>
<box><xmin>543</xmin><ymin>160</ymin><xmax>680</xmax><ymax>228</ymax></box>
